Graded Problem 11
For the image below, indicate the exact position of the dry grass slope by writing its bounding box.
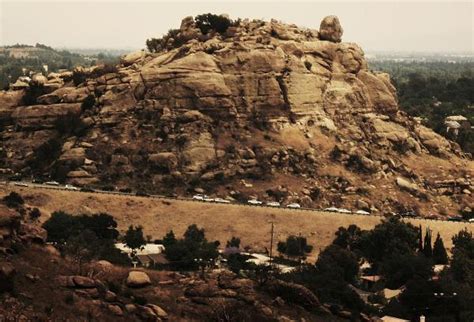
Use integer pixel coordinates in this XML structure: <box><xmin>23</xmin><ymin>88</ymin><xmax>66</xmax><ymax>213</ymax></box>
<box><xmin>2</xmin><ymin>185</ymin><xmax>472</xmax><ymax>261</ymax></box>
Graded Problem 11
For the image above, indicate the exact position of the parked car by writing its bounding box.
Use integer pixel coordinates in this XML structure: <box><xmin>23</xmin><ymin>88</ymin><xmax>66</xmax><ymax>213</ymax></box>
<box><xmin>356</xmin><ymin>210</ymin><xmax>370</xmax><ymax>215</ymax></box>
<box><xmin>448</xmin><ymin>216</ymin><xmax>463</xmax><ymax>222</ymax></box>
<box><xmin>287</xmin><ymin>203</ymin><xmax>301</xmax><ymax>208</ymax></box>
<box><xmin>214</xmin><ymin>198</ymin><xmax>230</xmax><ymax>204</ymax></box>
<box><xmin>192</xmin><ymin>194</ymin><xmax>205</xmax><ymax>201</ymax></box>
<box><xmin>324</xmin><ymin>207</ymin><xmax>340</xmax><ymax>212</ymax></box>
<box><xmin>248</xmin><ymin>199</ymin><xmax>263</xmax><ymax>205</ymax></box>
<box><xmin>203</xmin><ymin>197</ymin><xmax>215</xmax><ymax>202</ymax></box>
<box><xmin>336</xmin><ymin>208</ymin><xmax>352</xmax><ymax>214</ymax></box>
<box><xmin>266</xmin><ymin>201</ymin><xmax>281</xmax><ymax>207</ymax></box>
<box><xmin>80</xmin><ymin>187</ymin><xmax>94</xmax><ymax>192</ymax></box>
<box><xmin>65</xmin><ymin>184</ymin><xmax>79</xmax><ymax>191</ymax></box>
<box><xmin>32</xmin><ymin>178</ymin><xmax>44</xmax><ymax>184</ymax></box>
<box><xmin>135</xmin><ymin>191</ymin><xmax>150</xmax><ymax>197</ymax></box>
<box><xmin>401</xmin><ymin>211</ymin><xmax>417</xmax><ymax>218</ymax></box>
<box><xmin>45</xmin><ymin>181</ymin><xmax>60</xmax><ymax>186</ymax></box>
<box><xmin>469</xmin><ymin>218</ymin><xmax>474</xmax><ymax>223</ymax></box>
<box><xmin>119</xmin><ymin>187</ymin><xmax>132</xmax><ymax>193</ymax></box>
<box><xmin>8</xmin><ymin>174</ymin><xmax>22</xmax><ymax>181</ymax></box>
<box><xmin>14</xmin><ymin>182</ymin><xmax>28</xmax><ymax>187</ymax></box>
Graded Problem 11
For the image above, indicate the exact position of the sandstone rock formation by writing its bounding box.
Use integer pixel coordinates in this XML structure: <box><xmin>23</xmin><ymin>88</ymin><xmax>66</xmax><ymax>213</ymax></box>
<box><xmin>0</xmin><ymin>15</ymin><xmax>472</xmax><ymax>216</ymax></box>
<box><xmin>319</xmin><ymin>15</ymin><xmax>343</xmax><ymax>42</ymax></box>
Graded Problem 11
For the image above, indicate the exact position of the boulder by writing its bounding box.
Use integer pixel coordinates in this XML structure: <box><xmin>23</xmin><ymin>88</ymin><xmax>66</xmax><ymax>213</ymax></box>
<box><xmin>319</xmin><ymin>15</ymin><xmax>343</xmax><ymax>42</ymax></box>
<box><xmin>108</xmin><ymin>304</ymin><xmax>123</xmax><ymax>316</ymax></box>
<box><xmin>121</xmin><ymin>50</ymin><xmax>146</xmax><ymax>66</ymax></box>
<box><xmin>11</xmin><ymin>103</ymin><xmax>82</xmax><ymax>129</ymax></box>
<box><xmin>72</xmin><ymin>276</ymin><xmax>96</xmax><ymax>288</ymax></box>
<box><xmin>415</xmin><ymin>125</ymin><xmax>451</xmax><ymax>155</ymax></box>
<box><xmin>126</xmin><ymin>270</ymin><xmax>151</xmax><ymax>288</ymax></box>
<box><xmin>396</xmin><ymin>177</ymin><xmax>421</xmax><ymax>195</ymax></box>
<box><xmin>146</xmin><ymin>304</ymin><xmax>168</xmax><ymax>319</ymax></box>
<box><xmin>44</xmin><ymin>245</ymin><xmax>61</xmax><ymax>257</ymax></box>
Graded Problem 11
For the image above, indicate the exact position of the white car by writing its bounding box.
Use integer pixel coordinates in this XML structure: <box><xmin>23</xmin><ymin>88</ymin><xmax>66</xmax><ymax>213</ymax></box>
<box><xmin>248</xmin><ymin>199</ymin><xmax>263</xmax><ymax>205</ymax></box>
<box><xmin>45</xmin><ymin>181</ymin><xmax>60</xmax><ymax>186</ymax></box>
<box><xmin>266</xmin><ymin>201</ymin><xmax>281</xmax><ymax>207</ymax></box>
<box><xmin>214</xmin><ymin>198</ymin><xmax>230</xmax><ymax>204</ymax></box>
<box><xmin>192</xmin><ymin>194</ymin><xmax>204</xmax><ymax>201</ymax></box>
<box><xmin>287</xmin><ymin>203</ymin><xmax>301</xmax><ymax>208</ymax></box>
<box><xmin>14</xmin><ymin>182</ymin><xmax>28</xmax><ymax>187</ymax></box>
<box><xmin>469</xmin><ymin>218</ymin><xmax>474</xmax><ymax>223</ymax></box>
<box><xmin>336</xmin><ymin>208</ymin><xmax>352</xmax><ymax>214</ymax></box>
<box><xmin>65</xmin><ymin>184</ymin><xmax>79</xmax><ymax>191</ymax></box>
<box><xmin>356</xmin><ymin>210</ymin><xmax>371</xmax><ymax>215</ymax></box>
<box><xmin>203</xmin><ymin>197</ymin><xmax>215</xmax><ymax>202</ymax></box>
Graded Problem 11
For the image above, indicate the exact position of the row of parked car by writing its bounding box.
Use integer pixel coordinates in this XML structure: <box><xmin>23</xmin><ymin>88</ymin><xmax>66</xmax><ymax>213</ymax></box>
<box><xmin>192</xmin><ymin>194</ymin><xmax>302</xmax><ymax>208</ymax></box>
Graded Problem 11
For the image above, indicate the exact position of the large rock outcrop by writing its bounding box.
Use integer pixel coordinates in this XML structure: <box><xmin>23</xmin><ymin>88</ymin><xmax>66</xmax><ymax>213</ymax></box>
<box><xmin>0</xmin><ymin>15</ymin><xmax>472</xmax><ymax>216</ymax></box>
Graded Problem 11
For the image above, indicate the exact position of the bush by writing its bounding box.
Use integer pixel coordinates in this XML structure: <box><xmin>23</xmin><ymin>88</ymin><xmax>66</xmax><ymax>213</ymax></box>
<box><xmin>195</xmin><ymin>13</ymin><xmax>232</xmax><ymax>35</ymax></box>
<box><xmin>29</xmin><ymin>208</ymin><xmax>41</xmax><ymax>220</ymax></box>
<box><xmin>21</xmin><ymin>82</ymin><xmax>45</xmax><ymax>105</ymax></box>
<box><xmin>81</xmin><ymin>94</ymin><xmax>95</xmax><ymax>111</ymax></box>
<box><xmin>3</xmin><ymin>192</ymin><xmax>24</xmax><ymax>208</ymax></box>
<box><xmin>54</xmin><ymin>112</ymin><xmax>86</xmax><ymax>136</ymax></box>
<box><xmin>72</xmin><ymin>70</ymin><xmax>87</xmax><ymax>86</ymax></box>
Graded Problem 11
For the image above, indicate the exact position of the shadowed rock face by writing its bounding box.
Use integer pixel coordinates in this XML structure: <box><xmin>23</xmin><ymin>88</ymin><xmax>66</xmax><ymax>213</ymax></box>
<box><xmin>0</xmin><ymin>15</ymin><xmax>472</xmax><ymax>215</ymax></box>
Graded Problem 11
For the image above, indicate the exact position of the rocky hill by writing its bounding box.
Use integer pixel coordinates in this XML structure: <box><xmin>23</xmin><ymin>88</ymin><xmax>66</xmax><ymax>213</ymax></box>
<box><xmin>0</xmin><ymin>15</ymin><xmax>472</xmax><ymax>216</ymax></box>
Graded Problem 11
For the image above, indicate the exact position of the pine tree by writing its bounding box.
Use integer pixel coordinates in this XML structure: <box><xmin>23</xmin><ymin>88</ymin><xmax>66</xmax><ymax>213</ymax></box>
<box><xmin>423</xmin><ymin>228</ymin><xmax>433</xmax><ymax>258</ymax></box>
<box><xmin>433</xmin><ymin>233</ymin><xmax>449</xmax><ymax>264</ymax></box>
<box><xmin>418</xmin><ymin>225</ymin><xmax>424</xmax><ymax>253</ymax></box>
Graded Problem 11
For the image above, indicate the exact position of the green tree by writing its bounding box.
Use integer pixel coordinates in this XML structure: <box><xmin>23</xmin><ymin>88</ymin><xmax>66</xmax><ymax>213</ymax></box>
<box><xmin>277</xmin><ymin>235</ymin><xmax>313</xmax><ymax>261</ymax></box>
<box><xmin>333</xmin><ymin>224</ymin><xmax>363</xmax><ymax>253</ymax></box>
<box><xmin>163</xmin><ymin>224</ymin><xmax>219</xmax><ymax>272</ymax></box>
<box><xmin>64</xmin><ymin>229</ymin><xmax>100</xmax><ymax>274</ymax></box>
<box><xmin>381</xmin><ymin>253</ymin><xmax>433</xmax><ymax>289</ymax></box>
<box><xmin>226</xmin><ymin>236</ymin><xmax>241</xmax><ymax>248</ymax></box>
<box><xmin>433</xmin><ymin>233</ymin><xmax>449</xmax><ymax>264</ymax></box>
<box><xmin>423</xmin><ymin>228</ymin><xmax>433</xmax><ymax>258</ymax></box>
<box><xmin>360</xmin><ymin>217</ymin><xmax>419</xmax><ymax>266</ymax></box>
<box><xmin>316</xmin><ymin>244</ymin><xmax>359</xmax><ymax>283</ymax></box>
<box><xmin>162</xmin><ymin>230</ymin><xmax>177</xmax><ymax>248</ymax></box>
<box><xmin>42</xmin><ymin>211</ymin><xmax>83</xmax><ymax>244</ymax></box>
<box><xmin>124</xmin><ymin>225</ymin><xmax>146</xmax><ymax>256</ymax></box>
<box><xmin>3</xmin><ymin>192</ymin><xmax>24</xmax><ymax>208</ymax></box>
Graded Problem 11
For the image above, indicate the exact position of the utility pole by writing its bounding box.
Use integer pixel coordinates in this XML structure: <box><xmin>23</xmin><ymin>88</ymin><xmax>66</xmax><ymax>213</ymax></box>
<box><xmin>269</xmin><ymin>221</ymin><xmax>274</xmax><ymax>268</ymax></box>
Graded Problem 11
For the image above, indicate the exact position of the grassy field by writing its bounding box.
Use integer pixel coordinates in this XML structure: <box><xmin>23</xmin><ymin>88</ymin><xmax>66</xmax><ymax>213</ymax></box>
<box><xmin>2</xmin><ymin>185</ymin><xmax>472</xmax><ymax>261</ymax></box>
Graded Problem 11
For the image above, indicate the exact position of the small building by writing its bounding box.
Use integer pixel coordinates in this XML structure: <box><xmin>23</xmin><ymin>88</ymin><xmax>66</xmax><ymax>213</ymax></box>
<box><xmin>136</xmin><ymin>253</ymin><xmax>169</xmax><ymax>269</ymax></box>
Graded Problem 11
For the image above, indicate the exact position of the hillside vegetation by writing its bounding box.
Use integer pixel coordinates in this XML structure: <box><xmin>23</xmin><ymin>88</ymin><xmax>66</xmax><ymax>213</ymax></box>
<box><xmin>370</xmin><ymin>60</ymin><xmax>474</xmax><ymax>153</ymax></box>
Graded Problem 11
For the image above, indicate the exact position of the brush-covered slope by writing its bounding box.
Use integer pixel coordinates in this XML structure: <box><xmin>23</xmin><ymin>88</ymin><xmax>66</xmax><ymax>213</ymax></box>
<box><xmin>0</xmin><ymin>15</ymin><xmax>472</xmax><ymax>216</ymax></box>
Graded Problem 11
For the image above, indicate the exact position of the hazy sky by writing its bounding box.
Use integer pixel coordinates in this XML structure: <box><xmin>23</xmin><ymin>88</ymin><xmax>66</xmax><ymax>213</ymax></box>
<box><xmin>0</xmin><ymin>0</ymin><xmax>472</xmax><ymax>52</ymax></box>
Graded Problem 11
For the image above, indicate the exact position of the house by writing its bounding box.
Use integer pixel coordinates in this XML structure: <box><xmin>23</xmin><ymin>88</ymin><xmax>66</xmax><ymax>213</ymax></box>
<box><xmin>135</xmin><ymin>253</ymin><xmax>169</xmax><ymax>269</ymax></box>
<box><xmin>115</xmin><ymin>243</ymin><xmax>165</xmax><ymax>256</ymax></box>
